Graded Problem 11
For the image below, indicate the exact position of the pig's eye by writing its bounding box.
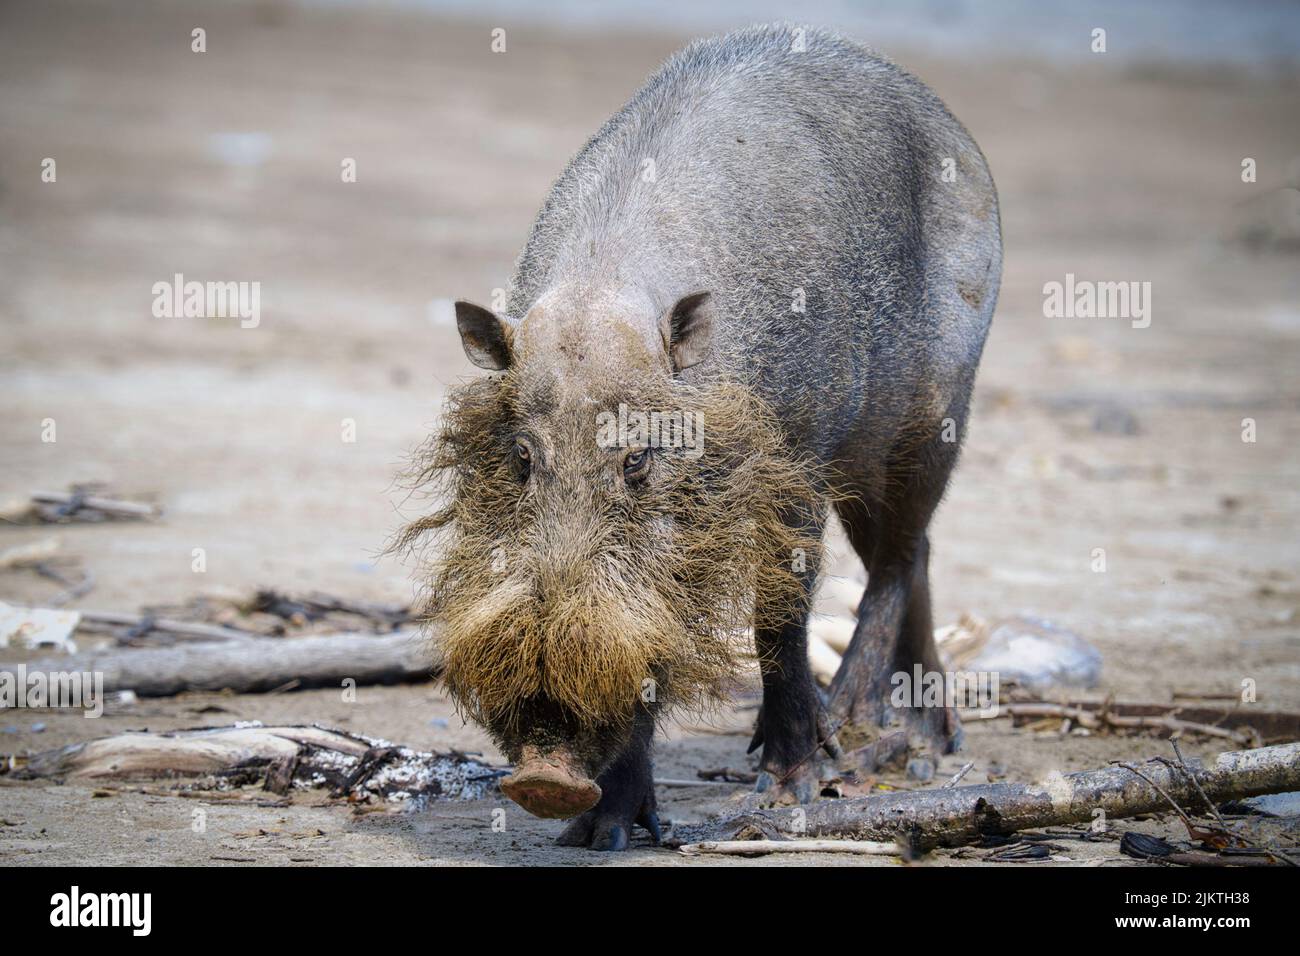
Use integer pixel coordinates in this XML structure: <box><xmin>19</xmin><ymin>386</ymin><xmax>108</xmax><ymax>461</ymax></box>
<box><xmin>623</xmin><ymin>447</ymin><xmax>651</xmax><ymax>481</ymax></box>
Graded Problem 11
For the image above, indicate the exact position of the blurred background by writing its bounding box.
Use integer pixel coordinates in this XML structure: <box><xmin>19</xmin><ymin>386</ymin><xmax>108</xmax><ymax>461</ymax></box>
<box><xmin>0</xmin><ymin>0</ymin><xmax>1298</xmax><ymax>862</ymax></box>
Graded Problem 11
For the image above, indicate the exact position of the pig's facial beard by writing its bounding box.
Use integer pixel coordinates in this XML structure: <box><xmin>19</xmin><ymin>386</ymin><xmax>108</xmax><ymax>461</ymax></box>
<box><xmin>395</xmin><ymin>374</ymin><xmax>823</xmax><ymax>764</ymax></box>
<box><xmin>432</xmin><ymin>546</ymin><xmax>735</xmax><ymax>763</ymax></box>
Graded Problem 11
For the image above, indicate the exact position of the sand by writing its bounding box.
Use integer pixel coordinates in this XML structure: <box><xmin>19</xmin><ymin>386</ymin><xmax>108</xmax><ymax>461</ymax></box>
<box><xmin>1</xmin><ymin>0</ymin><xmax>1298</xmax><ymax>866</ymax></box>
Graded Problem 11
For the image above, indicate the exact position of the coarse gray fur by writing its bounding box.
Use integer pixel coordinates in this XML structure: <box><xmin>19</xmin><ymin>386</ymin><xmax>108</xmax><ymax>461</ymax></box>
<box><xmin>450</xmin><ymin>24</ymin><xmax>1003</xmax><ymax>844</ymax></box>
<box><xmin>504</xmin><ymin>23</ymin><xmax>1002</xmax><ymax>480</ymax></box>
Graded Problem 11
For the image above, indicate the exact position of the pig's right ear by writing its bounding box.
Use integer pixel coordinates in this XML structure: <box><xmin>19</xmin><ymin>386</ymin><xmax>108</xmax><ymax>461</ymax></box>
<box><xmin>455</xmin><ymin>301</ymin><xmax>514</xmax><ymax>371</ymax></box>
<box><xmin>661</xmin><ymin>291</ymin><xmax>715</xmax><ymax>372</ymax></box>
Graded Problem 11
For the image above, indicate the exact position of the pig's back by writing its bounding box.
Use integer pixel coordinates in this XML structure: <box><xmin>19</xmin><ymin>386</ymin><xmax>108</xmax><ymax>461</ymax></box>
<box><xmin>507</xmin><ymin>25</ymin><xmax>1002</xmax><ymax>461</ymax></box>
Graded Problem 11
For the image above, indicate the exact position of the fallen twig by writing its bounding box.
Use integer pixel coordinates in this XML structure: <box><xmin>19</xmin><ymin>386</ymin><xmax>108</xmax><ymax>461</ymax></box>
<box><xmin>4</xmin><ymin>723</ymin><xmax>505</xmax><ymax>806</ymax></box>
<box><xmin>77</xmin><ymin>610</ymin><xmax>264</xmax><ymax>644</ymax></box>
<box><xmin>0</xmin><ymin>627</ymin><xmax>434</xmax><ymax>696</ymax></box>
<box><xmin>669</xmin><ymin>741</ymin><xmax>1300</xmax><ymax>854</ymax></box>
<box><xmin>944</xmin><ymin>761</ymin><xmax>975</xmax><ymax>788</ymax></box>
<box><xmin>0</xmin><ymin>539</ymin><xmax>95</xmax><ymax>607</ymax></box>
<box><xmin>1168</xmin><ymin>738</ymin><xmax>1228</xmax><ymax>829</ymax></box>
<box><xmin>34</xmin><ymin>564</ymin><xmax>95</xmax><ymax>607</ymax></box>
<box><xmin>679</xmin><ymin>839</ymin><xmax>901</xmax><ymax>858</ymax></box>
<box><xmin>8</xmin><ymin>490</ymin><xmax>161</xmax><ymax>523</ymax></box>
<box><xmin>1111</xmin><ymin>759</ymin><xmax>1203</xmax><ymax>834</ymax></box>
<box><xmin>696</xmin><ymin>767</ymin><xmax>759</xmax><ymax>784</ymax></box>
<box><xmin>968</xmin><ymin>701</ymin><xmax>1261</xmax><ymax>746</ymax></box>
<box><xmin>243</xmin><ymin>590</ymin><xmax>414</xmax><ymax>633</ymax></box>
<box><xmin>656</xmin><ymin>777</ymin><xmax>744</xmax><ymax>788</ymax></box>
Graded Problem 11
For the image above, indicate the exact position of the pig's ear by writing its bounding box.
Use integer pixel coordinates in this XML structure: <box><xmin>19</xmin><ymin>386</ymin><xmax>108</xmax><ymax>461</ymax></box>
<box><xmin>662</xmin><ymin>291</ymin><xmax>715</xmax><ymax>372</ymax></box>
<box><xmin>455</xmin><ymin>300</ymin><xmax>514</xmax><ymax>371</ymax></box>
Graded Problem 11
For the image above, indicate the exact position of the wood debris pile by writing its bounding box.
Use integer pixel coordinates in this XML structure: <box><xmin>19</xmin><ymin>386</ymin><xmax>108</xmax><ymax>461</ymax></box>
<box><xmin>3</xmin><ymin>723</ymin><xmax>505</xmax><ymax>809</ymax></box>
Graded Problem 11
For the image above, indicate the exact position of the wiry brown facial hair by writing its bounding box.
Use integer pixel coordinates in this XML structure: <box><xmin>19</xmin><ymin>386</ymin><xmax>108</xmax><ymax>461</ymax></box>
<box><xmin>394</xmin><ymin>372</ymin><xmax>824</xmax><ymax>743</ymax></box>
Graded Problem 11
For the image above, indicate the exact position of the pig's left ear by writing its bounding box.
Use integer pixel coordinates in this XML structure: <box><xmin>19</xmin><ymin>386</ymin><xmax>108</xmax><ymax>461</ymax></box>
<box><xmin>455</xmin><ymin>301</ymin><xmax>515</xmax><ymax>371</ymax></box>
<box><xmin>661</xmin><ymin>291</ymin><xmax>715</xmax><ymax>372</ymax></box>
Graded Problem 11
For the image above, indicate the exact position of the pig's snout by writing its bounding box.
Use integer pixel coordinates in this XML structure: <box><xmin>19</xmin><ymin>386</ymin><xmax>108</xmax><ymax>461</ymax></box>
<box><xmin>500</xmin><ymin>745</ymin><xmax>601</xmax><ymax>819</ymax></box>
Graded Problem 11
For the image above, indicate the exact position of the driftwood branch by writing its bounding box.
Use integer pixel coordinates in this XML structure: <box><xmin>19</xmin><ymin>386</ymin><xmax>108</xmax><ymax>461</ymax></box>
<box><xmin>670</xmin><ymin>742</ymin><xmax>1300</xmax><ymax>853</ymax></box>
<box><xmin>680</xmin><ymin>839</ymin><xmax>900</xmax><ymax>857</ymax></box>
<box><xmin>3</xmin><ymin>723</ymin><xmax>504</xmax><ymax>805</ymax></box>
<box><xmin>0</xmin><ymin>628</ymin><xmax>433</xmax><ymax>696</ymax></box>
<box><xmin>76</xmin><ymin>610</ymin><xmax>266</xmax><ymax>643</ymax></box>
<box><xmin>696</xmin><ymin>767</ymin><xmax>760</xmax><ymax>784</ymax></box>
<box><xmin>31</xmin><ymin>490</ymin><xmax>159</xmax><ymax>519</ymax></box>
<box><xmin>3</xmin><ymin>490</ymin><xmax>161</xmax><ymax>523</ymax></box>
<box><xmin>966</xmin><ymin>698</ymin><xmax>1300</xmax><ymax>746</ymax></box>
<box><xmin>975</xmin><ymin>702</ymin><xmax>1257</xmax><ymax>746</ymax></box>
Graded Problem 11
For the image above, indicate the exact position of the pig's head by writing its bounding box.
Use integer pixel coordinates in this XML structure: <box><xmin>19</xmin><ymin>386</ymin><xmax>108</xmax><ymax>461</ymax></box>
<box><xmin>397</xmin><ymin>288</ymin><xmax>820</xmax><ymax>818</ymax></box>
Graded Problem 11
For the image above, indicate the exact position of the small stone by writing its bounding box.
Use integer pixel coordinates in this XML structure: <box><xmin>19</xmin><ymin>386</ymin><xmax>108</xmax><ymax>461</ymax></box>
<box><xmin>907</xmin><ymin>757</ymin><xmax>936</xmax><ymax>783</ymax></box>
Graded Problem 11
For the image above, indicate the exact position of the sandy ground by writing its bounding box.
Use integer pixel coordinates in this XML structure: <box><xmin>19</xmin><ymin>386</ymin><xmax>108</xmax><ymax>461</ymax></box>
<box><xmin>1</xmin><ymin>1</ymin><xmax>1298</xmax><ymax>866</ymax></box>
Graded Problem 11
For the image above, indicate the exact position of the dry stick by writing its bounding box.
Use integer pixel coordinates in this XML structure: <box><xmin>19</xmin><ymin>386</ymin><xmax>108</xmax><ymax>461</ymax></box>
<box><xmin>968</xmin><ymin>702</ymin><xmax>1255</xmax><ymax>746</ymax></box>
<box><xmin>656</xmin><ymin>778</ymin><xmax>744</xmax><ymax>788</ymax></box>
<box><xmin>672</xmin><ymin>742</ymin><xmax>1300</xmax><ymax>853</ymax></box>
<box><xmin>0</xmin><ymin>628</ymin><xmax>432</xmax><ymax>696</ymax></box>
<box><xmin>979</xmin><ymin>699</ymin><xmax>1300</xmax><ymax>744</ymax></box>
<box><xmin>1163</xmin><ymin>851</ymin><xmax>1285</xmax><ymax>868</ymax></box>
<box><xmin>697</xmin><ymin>767</ymin><xmax>760</xmax><ymax>784</ymax></box>
<box><xmin>1111</xmin><ymin>760</ymin><xmax>1198</xmax><ymax>831</ymax></box>
<box><xmin>5</xmin><ymin>724</ymin><xmax>503</xmax><ymax>805</ymax></box>
<box><xmin>944</xmin><ymin>761</ymin><xmax>975</xmax><ymax>789</ymax></box>
<box><xmin>680</xmin><ymin>839</ymin><xmax>901</xmax><ymax>858</ymax></box>
<box><xmin>681</xmin><ymin>726</ymin><xmax>752</xmax><ymax>737</ymax></box>
<box><xmin>10</xmin><ymin>724</ymin><xmax>371</xmax><ymax>778</ymax></box>
<box><xmin>30</xmin><ymin>491</ymin><xmax>158</xmax><ymax>519</ymax></box>
<box><xmin>1158</xmin><ymin>742</ymin><xmax>1295</xmax><ymax>866</ymax></box>
<box><xmin>77</xmin><ymin>610</ymin><xmax>263</xmax><ymax>643</ymax></box>
<box><xmin>34</xmin><ymin>564</ymin><xmax>95</xmax><ymax>607</ymax></box>
<box><xmin>1168</xmin><ymin>739</ymin><xmax>1228</xmax><ymax>830</ymax></box>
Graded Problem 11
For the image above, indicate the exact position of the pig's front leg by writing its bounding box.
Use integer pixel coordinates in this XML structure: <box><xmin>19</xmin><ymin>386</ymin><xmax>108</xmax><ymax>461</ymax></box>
<box><xmin>748</xmin><ymin>543</ymin><xmax>839</xmax><ymax>806</ymax></box>
<box><xmin>749</xmin><ymin>613</ymin><xmax>834</xmax><ymax>805</ymax></box>
<box><xmin>555</xmin><ymin>716</ymin><xmax>659</xmax><ymax>851</ymax></box>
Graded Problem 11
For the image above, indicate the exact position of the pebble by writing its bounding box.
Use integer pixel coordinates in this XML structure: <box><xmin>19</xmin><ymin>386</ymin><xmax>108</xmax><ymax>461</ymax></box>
<box><xmin>907</xmin><ymin>757</ymin><xmax>936</xmax><ymax>783</ymax></box>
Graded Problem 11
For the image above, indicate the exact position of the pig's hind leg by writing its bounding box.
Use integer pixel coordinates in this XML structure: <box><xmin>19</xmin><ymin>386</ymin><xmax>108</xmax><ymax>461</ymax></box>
<box><xmin>827</xmin><ymin>432</ymin><xmax>964</xmax><ymax>761</ymax></box>
<box><xmin>555</xmin><ymin>713</ymin><xmax>660</xmax><ymax>851</ymax></box>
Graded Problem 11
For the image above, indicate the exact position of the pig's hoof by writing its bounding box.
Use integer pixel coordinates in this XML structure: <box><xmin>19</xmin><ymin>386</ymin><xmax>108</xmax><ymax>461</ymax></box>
<box><xmin>555</xmin><ymin>807</ymin><xmax>662</xmax><ymax>851</ymax></box>
<box><xmin>751</xmin><ymin>767</ymin><xmax>818</xmax><ymax>807</ymax></box>
<box><xmin>554</xmin><ymin>789</ymin><xmax>661</xmax><ymax>851</ymax></box>
<box><xmin>500</xmin><ymin>758</ymin><xmax>602</xmax><ymax>820</ymax></box>
<box><xmin>834</xmin><ymin>696</ymin><xmax>964</xmax><ymax>760</ymax></box>
<box><xmin>899</xmin><ymin>702</ymin><xmax>964</xmax><ymax>758</ymax></box>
